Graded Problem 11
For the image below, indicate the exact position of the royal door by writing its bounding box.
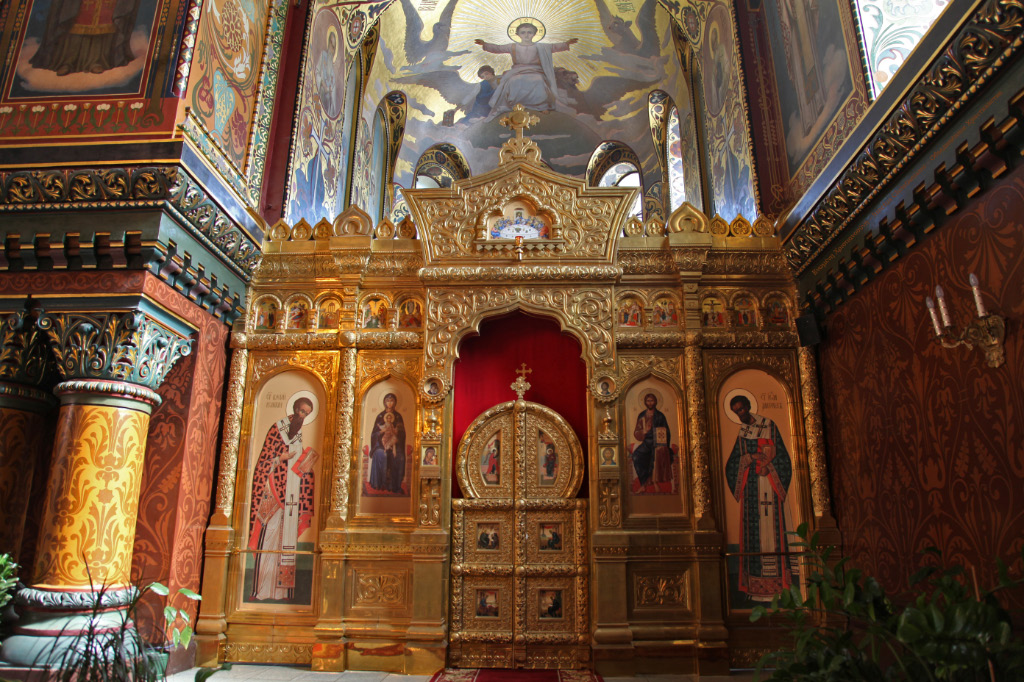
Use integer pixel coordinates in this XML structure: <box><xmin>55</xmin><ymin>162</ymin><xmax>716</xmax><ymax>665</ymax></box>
<box><xmin>449</xmin><ymin>393</ymin><xmax>589</xmax><ymax>669</ymax></box>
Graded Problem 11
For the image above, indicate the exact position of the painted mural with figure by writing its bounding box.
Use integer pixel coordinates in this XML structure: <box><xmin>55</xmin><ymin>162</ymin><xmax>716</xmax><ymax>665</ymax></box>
<box><xmin>10</xmin><ymin>0</ymin><xmax>160</xmax><ymax>97</ymax></box>
<box><xmin>186</xmin><ymin>0</ymin><xmax>275</xmax><ymax>169</ymax></box>
<box><xmin>698</xmin><ymin>2</ymin><xmax>757</xmax><ymax>221</ymax></box>
<box><xmin>717</xmin><ymin>369</ymin><xmax>803</xmax><ymax>611</ymax></box>
<box><xmin>0</xmin><ymin>0</ymin><xmax>184</xmax><ymax>138</ymax></box>
<box><xmin>764</xmin><ymin>0</ymin><xmax>858</xmax><ymax>179</ymax></box>
<box><xmin>286</xmin><ymin>5</ymin><xmax>349</xmax><ymax>226</ymax></box>
<box><xmin>343</xmin><ymin>0</ymin><xmax>749</xmax><ymax>224</ymax></box>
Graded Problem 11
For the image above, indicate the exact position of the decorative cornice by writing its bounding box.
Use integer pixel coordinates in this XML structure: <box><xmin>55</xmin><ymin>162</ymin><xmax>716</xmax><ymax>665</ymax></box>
<box><xmin>802</xmin><ymin>84</ymin><xmax>1024</xmax><ymax>315</ymax></box>
<box><xmin>165</xmin><ymin>166</ymin><xmax>261</xmax><ymax>277</ymax></box>
<box><xmin>38</xmin><ymin>311</ymin><xmax>192</xmax><ymax>393</ymax></box>
<box><xmin>418</xmin><ymin>265</ymin><xmax>621</xmax><ymax>283</ymax></box>
<box><xmin>0</xmin><ymin>164</ymin><xmax>261</xmax><ymax>282</ymax></box>
<box><xmin>784</xmin><ymin>0</ymin><xmax>1024</xmax><ymax>275</ymax></box>
<box><xmin>232</xmin><ymin>330</ymin><xmax>422</xmax><ymax>350</ymax></box>
<box><xmin>618</xmin><ymin>250</ymin><xmax>678</xmax><ymax>275</ymax></box>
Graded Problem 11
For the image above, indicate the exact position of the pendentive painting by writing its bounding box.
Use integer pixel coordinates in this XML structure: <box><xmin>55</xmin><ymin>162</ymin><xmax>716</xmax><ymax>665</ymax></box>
<box><xmin>285</xmin><ymin>3</ymin><xmax>348</xmax><ymax>224</ymax></box>
<box><xmin>243</xmin><ymin>370</ymin><xmax>326</xmax><ymax>609</ymax></box>
<box><xmin>717</xmin><ymin>368</ymin><xmax>802</xmax><ymax>611</ymax></box>
<box><xmin>9</xmin><ymin>0</ymin><xmax>161</xmax><ymax>98</ymax></box>
<box><xmin>358</xmin><ymin>378</ymin><xmax>415</xmax><ymax>515</ymax></box>
<box><xmin>624</xmin><ymin>376</ymin><xmax>683</xmax><ymax>516</ymax></box>
<box><xmin>764</xmin><ymin>0</ymin><xmax>856</xmax><ymax>178</ymax></box>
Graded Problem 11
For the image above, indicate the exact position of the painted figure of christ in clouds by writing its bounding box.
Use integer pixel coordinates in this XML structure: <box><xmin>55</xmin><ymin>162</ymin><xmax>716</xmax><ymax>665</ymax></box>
<box><xmin>474</xmin><ymin>18</ymin><xmax>578</xmax><ymax>119</ymax></box>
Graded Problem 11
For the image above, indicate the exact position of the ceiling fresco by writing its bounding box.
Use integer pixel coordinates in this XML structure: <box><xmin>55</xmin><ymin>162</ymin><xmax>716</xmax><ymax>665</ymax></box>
<box><xmin>287</xmin><ymin>0</ymin><xmax>758</xmax><ymax>225</ymax></box>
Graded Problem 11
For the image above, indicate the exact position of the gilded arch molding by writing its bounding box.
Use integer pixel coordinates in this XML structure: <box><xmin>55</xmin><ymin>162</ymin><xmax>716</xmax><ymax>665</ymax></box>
<box><xmin>423</xmin><ymin>286</ymin><xmax>615</xmax><ymax>391</ymax></box>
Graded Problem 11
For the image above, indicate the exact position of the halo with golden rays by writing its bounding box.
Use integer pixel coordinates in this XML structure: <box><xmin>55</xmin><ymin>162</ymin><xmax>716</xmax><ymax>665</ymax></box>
<box><xmin>449</xmin><ymin>0</ymin><xmax>610</xmax><ymax>88</ymax></box>
<box><xmin>508</xmin><ymin>17</ymin><xmax>546</xmax><ymax>42</ymax></box>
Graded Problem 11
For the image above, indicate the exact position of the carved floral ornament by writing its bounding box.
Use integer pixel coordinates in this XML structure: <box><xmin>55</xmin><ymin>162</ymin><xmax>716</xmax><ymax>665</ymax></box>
<box><xmin>34</xmin><ymin>311</ymin><xmax>193</xmax><ymax>397</ymax></box>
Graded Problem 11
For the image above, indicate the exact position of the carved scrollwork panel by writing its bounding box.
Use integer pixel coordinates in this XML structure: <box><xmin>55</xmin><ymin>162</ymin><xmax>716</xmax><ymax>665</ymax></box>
<box><xmin>597</xmin><ymin>480</ymin><xmax>621</xmax><ymax>528</ymax></box>
<box><xmin>703</xmin><ymin>351</ymin><xmax>798</xmax><ymax>391</ymax></box>
<box><xmin>353</xmin><ymin>570</ymin><xmax>407</xmax><ymax>607</ymax></box>
<box><xmin>249</xmin><ymin>352</ymin><xmax>337</xmax><ymax>388</ymax></box>
<box><xmin>358</xmin><ymin>354</ymin><xmax>421</xmax><ymax>386</ymax></box>
<box><xmin>619</xmin><ymin>354</ymin><xmax>681</xmax><ymax>383</ymax></box>
<box><xmin>425</xmin><ymin>287</ymin><xmax>614</xmax><ymax>384</ymax></box>
<box><xmin>633</xmin><ymin>572</ymin><xmax>690</xmax><ymax>609</ymax></box>
<box><xmin>224</xmin><ymin>642</ymin><xmax>312</xmax><ymax>664</ymax></box>
<box><xmin>419</xmin><ymin>478</ymin><xmax>441</xmax><ymax>526</ymax></box>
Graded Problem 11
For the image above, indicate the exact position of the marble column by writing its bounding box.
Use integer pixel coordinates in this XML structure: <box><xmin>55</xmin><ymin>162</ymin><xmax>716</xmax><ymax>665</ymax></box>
<box><xmin>1</xmin><ymin>311</ymin><xmax>192</xmax><ymax>668</ymax></box>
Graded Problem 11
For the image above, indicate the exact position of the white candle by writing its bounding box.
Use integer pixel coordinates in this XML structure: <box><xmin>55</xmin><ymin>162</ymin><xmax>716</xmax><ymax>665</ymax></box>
<box><xmin>925</xmin><ymin>297</ymin><xmax>942</xmax><ymax>336</ymax></box>
<box><xmin>968</xmin><ymin>273</ymin><xmax>987</xmax><ymax>317</ymax></box>
<box><xmin>935</xmin><ymin>286</ymin><xmax>952</xmax><ymax>328</ymax></box>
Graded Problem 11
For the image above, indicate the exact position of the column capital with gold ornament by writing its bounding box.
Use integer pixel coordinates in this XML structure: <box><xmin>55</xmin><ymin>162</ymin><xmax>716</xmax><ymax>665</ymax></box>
<box><xmin>37</xmin><ymin>309</ymin><xmax>194</xmax><ymax>410</ymax></box>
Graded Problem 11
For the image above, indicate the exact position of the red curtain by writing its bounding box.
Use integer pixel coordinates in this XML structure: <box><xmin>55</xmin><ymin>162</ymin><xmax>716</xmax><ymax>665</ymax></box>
<box><xmin>452</xmin><ymin>311</ymin><xmax>588</xmax><ymax>498</ymax></box>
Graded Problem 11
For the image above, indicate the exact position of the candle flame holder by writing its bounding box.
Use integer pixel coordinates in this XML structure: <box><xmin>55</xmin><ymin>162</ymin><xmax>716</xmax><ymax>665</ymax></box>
<box><xmin>925</xmin><ymin>273</ymin><xmax>1006</xmax><ymax>368</ymax></box>
<box><xmin>936</xmin><ymin>315</ymin><xmax>1006</xmax><ymax>368</ymax></box>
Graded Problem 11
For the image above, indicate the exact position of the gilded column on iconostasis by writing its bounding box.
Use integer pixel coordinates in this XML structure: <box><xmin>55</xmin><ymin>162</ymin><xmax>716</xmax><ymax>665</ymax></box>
<box><xmin>0</xmin><ymin>312</ymin><xmax>56</xmax><ymax>568</ymax></box>
<box><xmin>0</xmin><ymin>311</ymin><xmax>192</xmax><ymax>668</ymax></box>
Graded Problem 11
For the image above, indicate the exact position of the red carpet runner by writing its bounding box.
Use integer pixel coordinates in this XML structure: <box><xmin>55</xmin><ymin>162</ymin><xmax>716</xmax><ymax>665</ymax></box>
<box><xmin>429</xmin><ymin>670</ymin><xmax>603</xmax><ymax>682</ymax></box>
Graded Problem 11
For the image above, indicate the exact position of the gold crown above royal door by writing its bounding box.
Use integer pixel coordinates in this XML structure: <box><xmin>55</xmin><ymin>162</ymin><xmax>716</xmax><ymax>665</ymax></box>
<box><xmin>450</xmin><ymin>394</ymin><xmax>588</xmax><ymax>669</ymax></box>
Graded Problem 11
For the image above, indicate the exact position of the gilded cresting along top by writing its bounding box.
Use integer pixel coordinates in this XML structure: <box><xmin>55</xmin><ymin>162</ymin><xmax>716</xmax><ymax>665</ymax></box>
<box><xmin>401</xmin><ymin>104</ymin><xmax>638</xmax><ymax>266</ymax></box>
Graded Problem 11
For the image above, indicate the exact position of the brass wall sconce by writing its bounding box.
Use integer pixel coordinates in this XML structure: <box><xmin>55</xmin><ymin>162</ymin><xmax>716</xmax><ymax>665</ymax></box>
<box><xmin>925</xmin><ymin>273</ymin><xmax>1005</xmax><ymax>368</ymax></box>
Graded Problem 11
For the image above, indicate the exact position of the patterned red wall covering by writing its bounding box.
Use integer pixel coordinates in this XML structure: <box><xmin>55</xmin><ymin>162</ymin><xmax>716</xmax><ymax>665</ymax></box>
<box><xmin>818</xmin><ymin>165</ymin><xmax>1024</xmax><ymax>610</ymax></box>
<box><xmin>131</xmin><ymin>274</ymin><xmax>230</xmax><ymax>668</ymax></box>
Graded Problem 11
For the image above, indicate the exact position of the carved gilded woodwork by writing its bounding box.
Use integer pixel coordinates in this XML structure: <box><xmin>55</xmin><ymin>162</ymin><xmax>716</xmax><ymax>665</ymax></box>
<box><xmin>197</xmin><ymin>117</ymin><xmax>838</xmax><ymax>671</ymax></box>
<box><xmin>331</xmin><ymin>348</ymin><xmax>357</xmax><ymax>519</ymax></box>
<box><xmin>224</xmin><ymin>642</ymin><xmax>312</xmax><ymax>664</ymax></box>
<box><xmin>798</xmin><ymin>347</ymin><xmax>834</xmax><ymax>520</ymax></box>
<box><xmin>214</xmin><ymin>348</ymin><xmax>248</xmax><ymax>516</ymax></box>
<box><xmin>451</xmin><ymin>396</ymin><xmax>588</xmax><ymax>669</ymax></box>
<box><xmin>597</xmin><ymin>480</ymin><xmax>621</xmax><ymax>528</ymax></box>
<box><xmin>419</xmin><ymin>478</ymin><xmax>442</xmax><ymax>527</ymax></box>
<box><xmin>684</xmin><ymin>346</ymin><xmax>712</xmax><ymax>522</ymax></box>
<box><xmin>619</xmin><ymin>354</ymin><xmax>681</xmax><ymax>384</ymax></box>
<box><xmin>425</xmin><ymin>287</ymin><xmax>614</xmax><ymax>393</ymax></box>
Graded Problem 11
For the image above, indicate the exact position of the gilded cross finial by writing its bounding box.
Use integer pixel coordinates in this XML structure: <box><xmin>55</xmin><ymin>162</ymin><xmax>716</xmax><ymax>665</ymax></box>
<box><xmin>511</xmin><ymin>363</ymin><xmax>532</xmax><ymax>399</ymax></box>
<box><xmin>498</xmin><ymin>105</ymin><xmax>543</xmax><ymax>165</ymax></box>
<box><xmin>500</xmin><ymin>104</ymin><xmax>540</xmax><ymax>141</ymax></box>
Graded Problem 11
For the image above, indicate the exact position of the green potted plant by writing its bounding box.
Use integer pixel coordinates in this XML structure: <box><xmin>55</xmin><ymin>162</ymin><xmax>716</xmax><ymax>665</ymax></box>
<box><xmin>752</xmin><ymin>523</ymin><xmax>1024</xmax><ymax>681</ymax></box>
